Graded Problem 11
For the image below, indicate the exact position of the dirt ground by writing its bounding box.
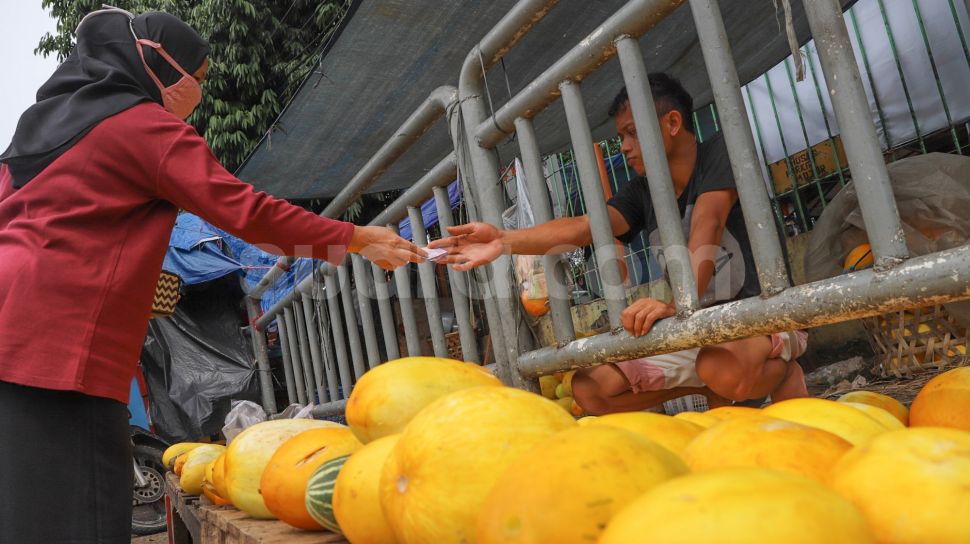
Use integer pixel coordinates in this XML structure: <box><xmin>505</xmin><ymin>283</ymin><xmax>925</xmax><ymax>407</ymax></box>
<box><xmin>808</xmin><ymin>363</ymin><xmax>941</xmax><ymax>407</ymax></box>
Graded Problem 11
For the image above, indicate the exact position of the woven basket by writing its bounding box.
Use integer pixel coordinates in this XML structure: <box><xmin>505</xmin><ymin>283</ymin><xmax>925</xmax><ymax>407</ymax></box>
<box><xmin>445</xmin><ymin>331</ymin><xmax>463</xmax><ymax>361</ymax></box>
<box><xmin>862</xmin><ymin>304</ymin><xmax>968</xmax><ymax>377</ymax></box>
<box><xmin>151</xmin><ymin>270</ymin><xmax>182</xmax><ymax>317</ymax></box>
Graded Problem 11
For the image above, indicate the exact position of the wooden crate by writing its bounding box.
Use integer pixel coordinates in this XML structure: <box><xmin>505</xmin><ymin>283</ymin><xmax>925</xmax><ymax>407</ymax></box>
<box><xmin>862</xmin><ymin>304</ymin><xmax>969</xmax><ymax>377</ymax></box>
<box><xmin>165</xmin><ymin>472</ymin><xmax>347</xmax><ymax>544</ymax></box>
<box><xmin>199</xmin><ymin>505</ymin><xmax>347</xmax><ymax>544</ymax></box>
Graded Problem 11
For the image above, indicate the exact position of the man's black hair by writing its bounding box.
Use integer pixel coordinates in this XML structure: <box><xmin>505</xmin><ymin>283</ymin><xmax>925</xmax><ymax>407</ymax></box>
<box><xmin>608</xmin><ymin>73</ymin><xmax>694</xmax><ymax>133</ymax></box>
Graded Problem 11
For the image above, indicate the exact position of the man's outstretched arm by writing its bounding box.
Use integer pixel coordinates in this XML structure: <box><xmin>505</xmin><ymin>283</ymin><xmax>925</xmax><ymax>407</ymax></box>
<box><xmin>429</xmin><ymin>207</ymin><xmax>631</xmax><ymax>272</ymax></box>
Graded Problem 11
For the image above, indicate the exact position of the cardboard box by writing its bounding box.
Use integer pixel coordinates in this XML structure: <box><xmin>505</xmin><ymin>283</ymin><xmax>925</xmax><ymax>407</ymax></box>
<box><xmin>769</xmin><ymin>136</ymin><xmax>848</xmax><ymax>195</ymax></box>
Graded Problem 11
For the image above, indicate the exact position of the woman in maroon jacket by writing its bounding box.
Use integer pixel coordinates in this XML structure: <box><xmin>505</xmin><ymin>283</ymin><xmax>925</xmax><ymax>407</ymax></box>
<box><xmin>0</xmin><ymin>8</ymin><xmax>421</xmax><ymax>542</ymax></box>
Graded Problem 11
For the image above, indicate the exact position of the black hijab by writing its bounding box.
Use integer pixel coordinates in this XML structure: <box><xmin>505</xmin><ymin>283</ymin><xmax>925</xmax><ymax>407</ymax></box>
<box><xmin>0</xmin><ymin>10</ymin><xmax>210</xmax><ymax>188</ymax></box>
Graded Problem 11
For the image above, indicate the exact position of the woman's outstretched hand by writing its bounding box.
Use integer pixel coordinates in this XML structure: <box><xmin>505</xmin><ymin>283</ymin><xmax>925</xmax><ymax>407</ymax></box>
<box><xmin>348</xmin><ymin>226</ymin><xmax>425</xmax><ymax>270</ymax></box>
<box><xmin>427</xmin><ymin>222</ymin><xmax>505</xmax><ymax>272</ymax></box>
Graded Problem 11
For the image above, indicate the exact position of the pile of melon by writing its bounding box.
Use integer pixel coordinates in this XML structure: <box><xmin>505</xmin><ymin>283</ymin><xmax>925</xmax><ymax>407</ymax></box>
<box><xmin>164</xmin><ymin>359</ymin><xmax>970</xmax><ymax>544</ymax></box>
<box><xmin>538</xmin><ymin>370</ymin><xmax>583</xmax><ymax>416</ymax></box>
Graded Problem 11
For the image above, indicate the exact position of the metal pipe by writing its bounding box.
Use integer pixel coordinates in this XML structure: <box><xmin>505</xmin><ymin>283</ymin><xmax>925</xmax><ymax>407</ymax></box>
<box><xmin>370</xmin><ymin>154</ymin><xmax>457</xmax><ymax>227</ymax></box>
<box><xmin>408</xmin><ymin>206</ymin><xmax>448</xmax><ymax>357</ymax></box>
<box><xmin>388</xmin><ymin>224</ymin><xmax>422</xmax><ymax>357</ymax></box>
<box><xmin>252</xmin><ymin>155</ymin><xmax>459</xmax><ymax>330</ymax></box>
<box><xmin>310</xmin><ymin>280</ymin><xmax>340</xmax><ymax>401</ymax></box>
<box><xmin>248</xmin><ymin>86</ymin><xmax>459</xmax><ymax>299</ymax></box>
<box><xmin>434</xmin><ymin>185</ymin><xmax>479</xmax><ymax>361</ymax></box>
<box><xmin>282</xmin><ymin>307</ymin><xmax>307</xmax><ymax>405</ymax></box>
<box><xmin>371</xmin><ymin>262</ymin><xmax>400</xmax><ymax>361</ymax></box>
<box><xmin>244</xmin><ymin>296</ymin><xmax>278</xmax><ymax>414</ymax></box>
<box><xmin>475</xmin><ymin>0</ymin><xmax>686</xmax><ymax>148</ymax></box>
<box><xmin>688</xmin><ymin>0</ymin><xmax>791</xmax><ymax>296</ymax></box>
<box><xmin>275</xmin><ymin>313</ymin><xmax>298</xmax><ymax>405</ymax></box>
<box><xmin>615</xmin><ymin>36</ymin><xmax>699</xmax><ymax>314</ymax></box>
<box><xmin>253</xmin><ymin>264</ymin><xmax>336</xmax><ymax>331</ymax></box>
<box><xmin>300</xmin><ymin>293</ymin><xmax>329</xmax><ymax>403</ymax></box>
<box><xmin>337</xmin><ymin>264</ymin><xmax>367</xmax><ymax>380</ymax></box>
<box><xmin>351</xmin><ymin>254</ymin><xmax>382</xmax><ymax>369</ymax></box>
<box><xmin>559</xmin><ymin>81</ymin><xmax>627</xmax><ymax>328</ymax></box>
<box><xmin>514</xmin><ymin>117</ymin><xmax>576</xmax><ymax>345</ymax></box>
<box><xmin>291</xmin><ymin>301</ymin><xmax>316</xmax><ymax>403</ymax></box>
<box><xmin>310</xmin><ymin>399</ymin><xmax>348</xmax><ymax>419</ymax></box>
<box><xmin>324</xmin><ymin>272</ymin><xmax>354</xmax><ymax>398</ymax></box>
<box><xmin>457</xmin><ymin>0</ymin><xmax>560</xmax><ymax>92</ymax></box>
<box><xmin>518</xmin><ymin>244</ymin><xmax>970</xmax><ymax>377</ymax></box>
<box><xmin>803</xmin><ymin>0</ymin><xmax>909</xmax><ymax>269</ymax></box>
<box><xmin>457</xmin><ymin>0</ymin><xmax>560</xmax><ymax>385</ymax></box>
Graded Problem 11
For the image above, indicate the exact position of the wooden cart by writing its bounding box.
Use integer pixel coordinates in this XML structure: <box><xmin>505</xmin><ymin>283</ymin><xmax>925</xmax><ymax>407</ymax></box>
<box><xmin>165</xmin><ymin>472</ymin><xmax>348</xmax><ymax>544</ymax></box>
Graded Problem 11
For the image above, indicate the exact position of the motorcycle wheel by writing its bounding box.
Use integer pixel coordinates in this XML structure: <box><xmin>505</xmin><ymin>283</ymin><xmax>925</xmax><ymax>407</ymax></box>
<box><xmin>131</xmin><ymin>443</ymin><xmax>168</xmax><ymax>535</ymax></box>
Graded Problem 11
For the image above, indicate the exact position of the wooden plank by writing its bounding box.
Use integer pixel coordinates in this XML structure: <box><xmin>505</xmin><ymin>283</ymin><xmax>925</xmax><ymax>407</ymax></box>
<box><xmin>199</xmin><ymin>501</ymin><xmax>347</xmax><ymax>544</ymax></box>
<box><xmin>165</xmin><ymin>472</ymin><xmax>202</xmax><ymax>543</ymax></box>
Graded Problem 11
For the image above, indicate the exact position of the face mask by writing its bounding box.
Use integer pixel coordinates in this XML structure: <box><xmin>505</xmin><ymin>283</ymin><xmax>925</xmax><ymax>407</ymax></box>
<box><xmin>77</xmin><ymin>7</ymin><xmax>203</xmax><ymax>120</ymax></box>
<box><xmin>132</xmin><ymin>37</ymin><xmax>203</xmax><ymax>120</ymax></box>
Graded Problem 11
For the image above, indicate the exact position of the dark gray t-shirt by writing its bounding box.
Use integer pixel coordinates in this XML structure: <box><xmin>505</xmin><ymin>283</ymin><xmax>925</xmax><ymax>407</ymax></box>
<box><xmin>607</xmin><ymin>133</ymin><xmax>760</xmax><ymax>306</ymax></box>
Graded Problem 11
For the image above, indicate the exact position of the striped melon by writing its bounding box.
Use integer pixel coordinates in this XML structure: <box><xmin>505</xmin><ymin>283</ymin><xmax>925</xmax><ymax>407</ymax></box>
<box><xmin>305</xmin><ymin>454</ymin><xmax>350</xmax><ymax>533</ymax></box>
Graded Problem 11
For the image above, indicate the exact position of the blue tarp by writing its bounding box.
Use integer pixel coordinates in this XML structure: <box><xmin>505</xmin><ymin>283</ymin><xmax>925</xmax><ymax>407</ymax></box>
<box><xmin>398</xmin><ymin>179</ymin><xmax>462</xmax><ymax>241</ymax></box>
<box><xmin>164</xmin><ymin>214</ymin><xmax>240</xmax><ymax>285</ymax></box>
<box><xmin>163</xmin><ymin>213</ymin><xmax>323</xmax><ymax>315</ymax></box>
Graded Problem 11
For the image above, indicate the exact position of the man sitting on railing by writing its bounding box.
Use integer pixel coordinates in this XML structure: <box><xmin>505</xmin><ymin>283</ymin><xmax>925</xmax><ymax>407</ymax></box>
<box><xmin>430</xmin><ymin>73</ymin><xmax>808</xmax><ymax>414</ymax></box>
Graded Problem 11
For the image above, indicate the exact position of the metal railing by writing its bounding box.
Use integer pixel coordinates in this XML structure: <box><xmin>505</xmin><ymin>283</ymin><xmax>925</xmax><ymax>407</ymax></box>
<box><xmin>242</xmin><ymin>0</ymin><xmax>970</xmax><ymax>417</ymax></box>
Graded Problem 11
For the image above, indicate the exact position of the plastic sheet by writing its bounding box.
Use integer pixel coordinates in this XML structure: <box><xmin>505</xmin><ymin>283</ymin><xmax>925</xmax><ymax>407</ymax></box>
<box><xmin>805</xmin><ymin>153</ymin><xmax>970</xmax><ymax>325</ymax></box>
<box><xmin>222</xmin><ymin>400</ymin><xmax>267</xmax><ymax>444</ymax></box>
<box><xmin>238</xmin><ymin>0</ymin><xmax>857</xmax><ymax>200</ymax></box>
<box><xmin>139</xmin><ymin>276</ymin><xmax>261</xmax><ymax>443</ymax></box>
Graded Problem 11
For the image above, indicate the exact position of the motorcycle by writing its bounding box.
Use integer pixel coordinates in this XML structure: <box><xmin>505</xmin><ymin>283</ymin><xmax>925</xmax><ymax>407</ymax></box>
<box><xmin>129</xmin><ymin>379</ymin><xmax>169</xmax><ymax>536</ymax></box>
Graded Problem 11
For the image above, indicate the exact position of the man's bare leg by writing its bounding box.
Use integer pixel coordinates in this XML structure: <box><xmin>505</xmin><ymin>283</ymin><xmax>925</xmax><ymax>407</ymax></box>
<box><xmin>572</xmin><ymin>364</ymin><xmax>727</xmax><ymax>415</ymax></box>
<box><xmin>772</xmin><ymin>360</ymin><xmax>809</xmax><ymax>401</ymax></box>
<box><xmin>695</xmin><ymin>336</ymin><xmax>807</xmax><ymax>402</ymax></box>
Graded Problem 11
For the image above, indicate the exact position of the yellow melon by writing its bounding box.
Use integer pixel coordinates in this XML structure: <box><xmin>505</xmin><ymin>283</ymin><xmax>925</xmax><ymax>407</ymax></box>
<box><xmin>763</xmin><ymin>398</ymin><xmax>888</xmax><ymax>445</ymax></box>
<box><xmin>584</xmin><ymin>411</ymin><xmax>704</xmax><ymax>456</ymax></box>
<box><xmin>173</xmin><ymin>452</ymin><xmax>190</xmax><ymax>476</ymax></box>
<box><xmin>705</xmin><ymin>405</ymin><xmax>762</xmax><ymax>420</ymax></box>
<box><xmin>554</xmin><ymin>383</ymin><xmax>567</xmax><ymax>399</ymax></box>
<box><xmin>261</xmin><ymin>427</ymin><xmax>362</xmax><ymax>529</ymax></box>
<box><xmin>672</xmin><ymin>411</ymin><xmax>720</xmax><ymax>428</ymax></box>
<box><xmin>162</xmin><ymin>442</ymin><xmax>209</xmax><ymax>470</ymax></box>
<box><xmin>202</xmin><ymin>483</ymin><xmax>232</xmax><ymax>506</ymax></box>
<box><xmin>380</xmin><ymin>386</ymin><xmax>576</xmax><ymax>544</ymax></box>
<box><xmin>829</xmin><ymin>427</ymin><xmax>970</xmax><ymax>543</ymax></box>
<box><xmin>600</xmin><ymin>468</ymin><xmax>874</xmax><ymax>544</ymax></box>
<box><xmin>576</xmin><ymin>415</ymin><xmax>598</xmax><ymax>425</ymax></box>
<box><xmin>201</xmin><ymin>453</ymin><xmax>232</xmax><ymax>505</ymax></box>
<box><xmin>225</xmin><ymin>419</ymin><xmax>342</xmax><ymax>519</ymax></box>
<box><xmin>210</xmin><ymin>453</ymin><xmax>229</xmax><ymax>501</ymax></box>
<box><xmin>204</xmin><ymin>454</ymin><xmax>218</xmax><ymax>488</ymax></box>
<box><xmin>843</xmin><ymin>243</ymin><xmax>873</xmax><ymax>272</ymax></box>
<box><xmin>837</xmin><ymin>391</ymin><xmax>909</xmax><ymax>425</ymax></box>
<box><xmin>477</xmin><ymin>425</ymin><xmax>686</xmax><ymax>543</ymax></box>
<box><xmin>179</xmin><ymin>444</ymin><xmax>226</xmax><ymax>495</ymax></box>
<box><xmin>840</xmin><ymin>402</ymin><xmax>906</xmax><ymax>431</ymax></box>
<box><xmin>682</xmin><ymin>415</ymin><xmax>852</xmax><ymax>483</ymax></box>
<box><xmin>910</xmin><ymin>366</ymin><xmax>970</xmax><ymax>431</ymax></box>
<box><xmin>333</xmin><ymin>434</ymin><xmax>401</xmax><ymax>544</ymax></box>
<box><xmin>538</xmin><ymin>375</ymin><xmax>559</xmax><ymax>399</ymax></box>
<box><xmin>346</xmin><ymin>357</ymin><xmax>503</xmax><ymax>443</ymax></box>
<box><xmin>561</xmin><ymin>370</ymin><xmax>576</xmax><ymax>397</ymax></box>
